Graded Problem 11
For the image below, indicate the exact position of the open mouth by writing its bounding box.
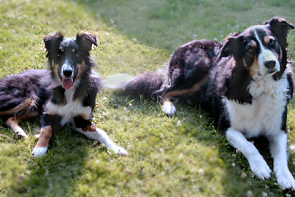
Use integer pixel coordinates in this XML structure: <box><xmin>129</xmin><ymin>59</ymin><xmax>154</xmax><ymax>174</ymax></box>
<box><xmin>267</xmin><ymin>69</ymin><xmax>277</xmax><ymax>75</ymax></box>
<box><xmin>62</xmin><ymin>78</ymin><xmax>74</xmax><ymax>89</ymax></box>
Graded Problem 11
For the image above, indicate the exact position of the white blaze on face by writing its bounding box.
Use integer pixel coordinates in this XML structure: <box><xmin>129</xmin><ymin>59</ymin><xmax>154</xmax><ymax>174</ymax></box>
<box><xmin>255</xmin><ymin>30</ymin><xmax>280</xmax><ymax>76</ymax></box>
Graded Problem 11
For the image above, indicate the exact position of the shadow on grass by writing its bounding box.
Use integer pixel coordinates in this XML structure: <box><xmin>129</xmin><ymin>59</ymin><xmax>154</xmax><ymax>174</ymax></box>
<box><xmin>0</xmin><ymin>119</ymin><xmax>108</xmax><ymax>196</ymax></box>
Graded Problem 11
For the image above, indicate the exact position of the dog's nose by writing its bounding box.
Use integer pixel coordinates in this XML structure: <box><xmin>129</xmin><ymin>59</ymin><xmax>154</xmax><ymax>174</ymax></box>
<box><xmin>264</xmin><ymin>60</ymin><xmax>276</xmax><ymax>69</ymax></box>
<box><xmin>62</xmin><ymin>61</ymin><xmax>74</xmax><ymax>78</ymax></box>
<box><xmin>63</xmin><ymin>69</ymin><xmax>73</xmax><ymax>78</ymax></box>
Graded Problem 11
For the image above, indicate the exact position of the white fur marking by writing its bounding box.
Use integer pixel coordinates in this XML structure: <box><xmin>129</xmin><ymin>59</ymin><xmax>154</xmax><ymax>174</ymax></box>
<box><xmin>73</xmin><ymin>127</ymin><xmax>127</xmax><ymax>156</ymax></box>
<box><xmin>268</xmin><ymin>133</ymin><xmax>295</xmax><ymax>189</ymax></box>
<box><xmin>61</xmin><ymin>60</ymin><xmax>74</xmax><ymax>78</ymax></box>
<box><xmin>162</xmin><ymin>101</ymin><xmax>176</xmax><ymax>116</ymax></box>
<box><xmin>32</xmin><ymin>147</ymin><xmax>48</xmax><ymax>158</ymax></box>
<box><xmin>226</xmin><ymin>128</ymin><xmax>271</xmax><ymax>179</ymax></box>
<box><xmin>225</xmin><ymin>71</ymin><xmax>289</xmax><ymax>138</ymax></box>
<box><xmin>255</xmin><ymin>31</ymin><xmax>280</xmax><ymax>76</ymax></box>
<box><xmin>47</xmin><ymin>87</ymin><xmax>91</xmax><ymax>126</ymax></box>
<box><xmin>224</xmin><ymin>53</ymin><xmax>295</xmax><ymax>187</ymax></box>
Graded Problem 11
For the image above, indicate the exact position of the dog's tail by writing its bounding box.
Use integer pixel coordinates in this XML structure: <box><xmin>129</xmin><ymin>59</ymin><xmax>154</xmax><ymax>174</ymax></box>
<box><xmin>105</xmin><ymin>68</ymin><xmax>167</xmax><ymax>99</ymax></box>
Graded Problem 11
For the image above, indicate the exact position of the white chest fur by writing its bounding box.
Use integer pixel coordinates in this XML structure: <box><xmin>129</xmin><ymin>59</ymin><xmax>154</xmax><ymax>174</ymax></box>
<box><xmin>224</xmin><ymin>73</ymin><xmax>290</xmax><ymax>138</ymax></box>
<box><xmin>46</xmin><ymin>87</ymin><xmax>91</xmax><ymax>126</ymax></box>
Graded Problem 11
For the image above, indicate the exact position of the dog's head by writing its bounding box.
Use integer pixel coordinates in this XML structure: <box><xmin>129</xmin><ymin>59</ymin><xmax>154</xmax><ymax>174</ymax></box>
<box><xmin>44</xmin><ymin>32</ymin><xmax>98</xmax><ymax>89</ymax></box>
<box><xmin>217</xmin><ymin>17</ymin><xmax>294</xmax><ymax>78</ymax></box>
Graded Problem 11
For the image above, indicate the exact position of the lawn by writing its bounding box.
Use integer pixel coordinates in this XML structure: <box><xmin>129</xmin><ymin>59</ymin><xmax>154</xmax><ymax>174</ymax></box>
<box><xmin>0</xmin><ymin>0</ymin><xmax>295</xmax><ymax>196</ymax></box>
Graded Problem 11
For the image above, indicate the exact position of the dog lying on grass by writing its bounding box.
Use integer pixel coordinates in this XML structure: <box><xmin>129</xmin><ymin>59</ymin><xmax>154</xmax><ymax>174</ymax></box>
<box><xmin>0</xmin><ymin>32</ymin><xmax>127</xmax><ymax>157</ymax></box>
<box><xmin>116</xmin><ymin>17</ymin><xmax>295</xmax><ymax>189</ymax></box>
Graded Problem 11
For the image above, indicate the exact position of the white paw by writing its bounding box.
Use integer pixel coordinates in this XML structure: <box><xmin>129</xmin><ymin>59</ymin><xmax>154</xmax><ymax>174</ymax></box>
<box><xmin>32</xmin><ymin>147</ymin><xmax>48</xmax><ymax>158</ymax></box>
<box><xmin>249</xmin><ymin>155</ymin><xmax>271</xmax><ymax>180</ymax></box>
<box><xmin>111</xmin><ymin>145</ymin><xmax>128</xmax><ymax>156</ymax></box>
<box><xmin>162</xmin><ymin>102</ymin><xmax>176</xmax><ymax>116</ymax></box>
<box><xmin>276</xmin><ymin>168</ymin><xmax>295</xmax><ymax>190</ymax></box>
<box><xmin>15</xmin><ymin>129</ymin><xmax>28</xmax><ymax>138</ymax></box>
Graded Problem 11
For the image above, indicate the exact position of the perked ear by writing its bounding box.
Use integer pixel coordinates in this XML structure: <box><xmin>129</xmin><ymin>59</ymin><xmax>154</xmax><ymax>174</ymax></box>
<box><xmin>43</xmin><ymin>32</ymin><xmax>64</xmax><ymax>51</ymax></box>
<box><xmin>216</xmin><ymin>33</ymin><xmax>241</xmax><ymax>61</ymax></box>
<box><xmin>265</xmin><ymin>17</ymin><xmax>294</xmax><ymax>48</ymax></box>
<box><xmin>265</xmin><ymin>17</ymin><xmax>294</xmax><ymax>31</ymax></box>
<box><xmin>76</xmin><ymin>33</ymin><xmax>98</xmax><ymax>51</ymax></box>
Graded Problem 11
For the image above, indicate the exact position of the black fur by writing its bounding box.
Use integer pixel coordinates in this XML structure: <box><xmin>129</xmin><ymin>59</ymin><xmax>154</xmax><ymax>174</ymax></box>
<box><xmin>118</xmin><ymin>16</ymin><xmax>295</xmax><ymax>188</ymax></box>
<box><xmin>0</xmin><ymin>69</ymin><xmax>53</xmax><ymax>126</ymax></box>
<box><xmin>123</xmin><ymin>40</ymin><xmax>222</xmax><ymax>101</ymax></box>
<box><xmin>32</xmin><ymin>32</ymin><xmax>127</xmax><ymax>157</ymax></box>
<box><xmin>41</xmin><ymin>32</ymin><xmax>103</xmax><ymax>128</ymax></box>
<box><xmin>0</xmin><ymin>32</ymin><xmax>102</xmax><ymax>138</ymax></box>
<box><xmin>120</xmin><ymin>17</ymin><xmax>294</xmax><ymax>131</ymax></box>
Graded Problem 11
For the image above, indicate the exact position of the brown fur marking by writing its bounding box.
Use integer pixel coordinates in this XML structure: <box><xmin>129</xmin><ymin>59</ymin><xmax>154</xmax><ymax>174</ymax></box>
<box><xmin>82</xmin><ymin>124</ymin><xmax>96</xmax><ymax>132</ymax></box>
<box><xmin>76</xmin><ymin>60</ymin><xmax>87</xmax><ymax>81</ymax></box>
<box><xmin>0</xmin><ymin>97</ymin><xmax>37</xmax><ymax>115</ymax></box>
<box><xmin>5</xmin><ymin>117</ymin><xmax>28</xmax><ymax>138</ymax></box>
<box><xmin>52</xmin><ymin>60</ymin><xmax>60</xmax><ymax>83</ymax></box>
<box><xmin>163</xmin><ymin>75</ymin><xmax>209</xmax><ymax>102</ymax></box>
<box><xmin>35</xmin><ymin>126</ymin><xmax>52</xmax><ymax>148</ymax></box>
<box><xmin>162</xmin><ymin>76</ymin><xmax>209</xmax><ymax>111</ymax></box>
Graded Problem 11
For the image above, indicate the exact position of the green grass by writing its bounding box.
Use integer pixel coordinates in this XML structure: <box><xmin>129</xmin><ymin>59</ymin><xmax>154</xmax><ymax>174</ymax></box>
<box><xmin>0</xmin><ymin>0</ymin><xmax>295</xmax><ymax>196</ymax></box>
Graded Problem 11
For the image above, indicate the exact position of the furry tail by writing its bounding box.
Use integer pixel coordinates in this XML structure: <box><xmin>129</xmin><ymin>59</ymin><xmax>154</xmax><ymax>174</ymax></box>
<box><xmin>105</xmin><ymin>68</ymin><xmax>167</xmax><ymax>99</ymax></box>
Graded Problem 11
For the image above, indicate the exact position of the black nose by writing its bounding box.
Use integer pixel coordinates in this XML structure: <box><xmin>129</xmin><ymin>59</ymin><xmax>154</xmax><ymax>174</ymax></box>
<box><xmin>63</xmin><ymin>69</ymin><xmax>73</xmax><ymax>77</ymax></box>
<box><xmin>264</xmin><ymin>60</ymin><xmax>276</xmax><ymax>69</ymax></box>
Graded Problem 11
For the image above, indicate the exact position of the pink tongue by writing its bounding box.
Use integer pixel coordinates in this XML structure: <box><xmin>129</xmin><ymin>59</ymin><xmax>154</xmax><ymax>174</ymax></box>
<box><xmin>62</xmin><ymin>78</ymin><xmax>74</xmax><ymax>89</ymax></box>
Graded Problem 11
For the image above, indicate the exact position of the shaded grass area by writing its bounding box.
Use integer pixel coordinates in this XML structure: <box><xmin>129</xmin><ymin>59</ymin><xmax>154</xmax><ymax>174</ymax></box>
<box><xmin>0</xmin><ymin>0</ymin><xmax>295</xmax><ymax>196</ymax></box>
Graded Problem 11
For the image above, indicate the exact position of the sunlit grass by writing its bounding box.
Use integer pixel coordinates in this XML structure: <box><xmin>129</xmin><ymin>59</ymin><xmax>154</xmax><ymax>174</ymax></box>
<box><xmin>0</xmin><ymin>0</ymin><xmax>295</xmax><ymax>196</ymax></box>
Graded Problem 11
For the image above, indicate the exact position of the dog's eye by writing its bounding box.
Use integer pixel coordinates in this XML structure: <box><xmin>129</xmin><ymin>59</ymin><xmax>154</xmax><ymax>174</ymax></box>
<box><xmin>245</xmin><ymin>40</ymin><xmax>256</xmax><ymax>53</ymax></box>
<box><xmin>248</xmin><ymin>47</ymin><xmax>254</xmax><ymax>52</ymax></box>
<box><xmin>72</xmin><ymin>48</ymin><xmax>79</xmax><ymax>58</ymax></box>
<box><xmin>246</xmin><ymin>45</ymin><xmax>255</xmax><ymax>53</ymax></box>
<box><xmin>57</xmin><ymin>49</ymin><xmax>64</xmax><ymax>58</ymax></box>
<box><xmin>269</xmin><ymin>38</ymin><xmax>275</xmax><ymax>47</ymax></box>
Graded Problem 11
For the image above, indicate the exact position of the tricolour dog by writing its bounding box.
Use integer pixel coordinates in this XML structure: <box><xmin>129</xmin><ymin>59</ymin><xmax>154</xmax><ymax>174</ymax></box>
<box><xmin>0</xmin><ymin>32</ymin><xmax>127</xmax><ymax>157</ymax></box>
<box><xmin>118</xmin><ymin>17</ymin><xmax>295</xmax><ymax>189</ymax></box>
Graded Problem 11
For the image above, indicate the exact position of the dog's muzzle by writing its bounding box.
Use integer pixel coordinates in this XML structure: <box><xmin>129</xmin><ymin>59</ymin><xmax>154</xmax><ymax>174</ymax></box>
<box><xmin>264</xmin><ymin>60</ymin><xmax>279</xmax><ymax>74</ymax></box>
<box><xmin>61</xmin><ymin>62</ymin><xmax>74</xmax><ymax>89</ymax></box>
<box><xmin>258</xmin><ymin>51</ymin><xmax>280</xmax><ymax>76</ymax></box>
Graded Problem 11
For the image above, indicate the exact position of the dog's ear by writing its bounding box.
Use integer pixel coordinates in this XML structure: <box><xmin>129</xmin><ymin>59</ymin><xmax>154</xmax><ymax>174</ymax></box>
<box><xmin>217</xmin><ymin>33</ymin><xmax>242</xmax><ymax>60</ymax></box>
<box><xmin>76</xmin><ymin>33</ymin><xmax>98</xmax><ymax>51</ymax></box>
<box><xmin>265</xmin><ymin>17</ymin><xmax>294</xmax><ymax>48</ymax></box>
<box><xmin>43</xmin><ymin>32</ymin><xmax>64</xmax><ymax>51</ymax></box>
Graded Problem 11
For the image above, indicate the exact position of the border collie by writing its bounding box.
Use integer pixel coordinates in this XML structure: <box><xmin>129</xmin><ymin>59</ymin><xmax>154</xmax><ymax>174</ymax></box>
<box><xmin>0</xmin><ymin>32</ymin><xmax>127</xmax><ymax>157</ymax></box>
<box><xmin>119</xmin><ymin>17</ymin><xmax>295</xmax><ymax>189</ymax></box>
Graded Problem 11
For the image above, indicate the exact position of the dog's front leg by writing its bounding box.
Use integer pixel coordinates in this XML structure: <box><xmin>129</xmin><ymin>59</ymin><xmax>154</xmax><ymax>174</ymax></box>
<box><xmin>226</xmin><ymin>127</ymin><xmax>271</xmax><ymax>179</ymax></box>
<box><xmin>72</xmin><ymin>118</ymin><xmax>127</xmax><ymax>156</ymax></box>
<box><xmin>5</xmin><ymin>117</ymin><xmax>28</xmax><ymax>138</ymax></box>
<box><xmin>32</xmin><ymin>125</ymin><xmax>52</xmax><ymax>158</ymax></box>
<box><xmin>84</xmin><ymin>126</ymin><xmax>127</xmax><ymax>156</ymax></box>
<box><xmin>268</xmin><ymin>132</ymin><xmax>295</xmax><ymax>190</ymax></box>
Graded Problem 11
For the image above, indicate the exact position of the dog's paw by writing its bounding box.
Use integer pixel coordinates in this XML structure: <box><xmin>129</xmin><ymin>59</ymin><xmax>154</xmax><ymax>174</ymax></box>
<box><xmin>249</xmin><ymin>155</ymin><xmax>271</xmax><ymax>180</ymax></box>
<box><xmin>111</xmin><ymin>145</ymin><xmax>128</xmax><ymax>156</ymax></box>
<box><xmin>276</xmin><ymin>168</ymin><xmax>295</xmax><ymax>190</ymax></box>
<box><xmin>14</xmin><ymin>129</ymin><xmax>28</xmax><ymax>138</ymax></box>
<box><xmin>162</xmin><ymin>102</ymin><xmax>176</xmax><ymax>116</ymax></box>
<box><xmin>32</xmin><ymin>147</ymin><xmax>48</xmax><ymax>158</ymax></box>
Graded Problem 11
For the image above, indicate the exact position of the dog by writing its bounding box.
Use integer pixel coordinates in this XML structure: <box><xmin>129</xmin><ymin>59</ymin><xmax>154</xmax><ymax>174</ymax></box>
<box><xmin>118</xmin><ymin>17</ymin><xmax>295</xmax><ymax>189</ymax></box>
<box><xmin>0</xmin><ymin>32</ymin><xmax>127</xmax><ymax>157</ymax></box>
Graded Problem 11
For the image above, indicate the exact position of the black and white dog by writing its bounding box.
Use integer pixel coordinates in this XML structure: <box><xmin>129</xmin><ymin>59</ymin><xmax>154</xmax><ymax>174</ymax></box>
<box><xmin>0</xmin><ymin>32</ymin><xmax>127</xmax><ymax>157</ymax></box>
<box><xmin>119</xmin><ymin>17</ymin><xmax>295</xmax><ymax>189</ymax></box>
